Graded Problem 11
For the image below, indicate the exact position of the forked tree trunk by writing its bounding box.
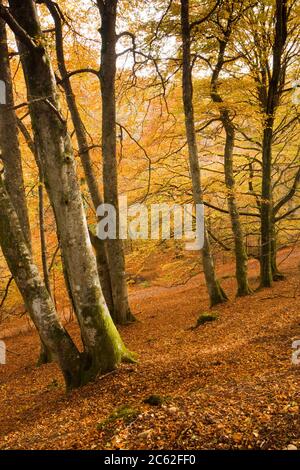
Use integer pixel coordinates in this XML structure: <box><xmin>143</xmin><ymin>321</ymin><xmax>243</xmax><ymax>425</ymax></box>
<box><xmin>97</xmin><ymin>0</ymin><xmax>134</xmax><ymax>324</ymax></box>
<box><xmin>210</xmin><ymin>35</ymin><xmax>251</xmax><ymax>297</ymax></box>
<box><xmin>42</xmin><ymin>0</ymin><xmax>114</xmax><ymax>315</ymax></box>
<box><xmin>180</xmin><ymin>0</ymin><xmax>227</xmax><ymax>307</ymax></box>
<box><xmin>7</xmin><ymin>0</ymin><xmax>132</xmax><ymax>382</ymax></box>
<box><xmin>0</xmin><ymin>175</ymin><xmax>81</xmax><ymax>389</ymax></box>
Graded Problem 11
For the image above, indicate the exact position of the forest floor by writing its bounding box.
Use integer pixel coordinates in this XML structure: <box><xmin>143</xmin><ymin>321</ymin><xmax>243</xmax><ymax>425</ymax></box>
<box><xmin>0</xmin><ymin>247</ymin><xmax>300</xmax><ymax>450</ymax></box>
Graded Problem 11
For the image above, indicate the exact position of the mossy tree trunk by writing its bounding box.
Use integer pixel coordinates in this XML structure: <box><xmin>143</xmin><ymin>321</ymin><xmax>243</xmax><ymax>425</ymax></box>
<box><xmin>42</xmin><ymin>0</ymin><xmax>114</xmax><ymax>316</ymax></box>
<box><xmin>6</xmin><ymin>0</ymin><xmax>132</xmax><ymax>381</ymax></box>
<box><xmin>0</xmin><ymin>175</ymin><xmax>81</xmax><ymax>388</ymax></box>
<box><xmin>180</xmin><ymin>0</ymin><xmax>227</xmax><ymax>307</ymax></box>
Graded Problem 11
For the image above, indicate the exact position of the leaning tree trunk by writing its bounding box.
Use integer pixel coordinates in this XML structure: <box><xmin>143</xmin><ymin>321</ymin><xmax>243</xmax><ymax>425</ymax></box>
<box><xmin>16</xmin><ymin>112</ymin><xmax>55</xmax><ymax>364</ymax></box>
<box><xmin>180</xmin><ymin>0</ymin><xmax>227</xmax><ymax>307</ymax></box>
<box><xmin>42</xmin><ymin>0</ymin><xmax>114</xmax><ymax>315</ymax></box>
<box><xmin>0</xmin><ymin>15</ymin><xmax>31</xmax><ymax>248</ymax></box>
<box><xmin>7</xmin><ymin>0</ymin><xmax>132</xmax><ymax>383</ymax></box>
<box><xmin>0</xmin><ymin>175</ymin><xmax>81</xmax><ymax>389</ymax></box>
<box><xmin>97</xmin><ymin>0</ymin><xmax>134</xmax><ymax>324</ymax></box>
<box><xmin>210</xmin><ymin>36</ymin><xmax>251</xmax><ymax>297</ymax></box>
<box><xmin>0</xmin><ymin>14</ymin><xmax>52</xmax><ymax>364</ymax></box>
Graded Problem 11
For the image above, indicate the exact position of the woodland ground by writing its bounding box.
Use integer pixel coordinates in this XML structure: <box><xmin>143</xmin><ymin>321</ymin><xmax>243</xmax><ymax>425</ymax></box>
<box><xmin>0</xmin><ymin>247</ymin><xmax>300</xmax><ymax>450</ymax></box>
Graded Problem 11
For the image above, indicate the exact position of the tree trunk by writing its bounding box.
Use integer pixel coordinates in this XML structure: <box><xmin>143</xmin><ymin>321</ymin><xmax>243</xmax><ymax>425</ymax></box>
<box><xmin>210</xmin><ymin>36</ymin><xmax>251</xmax><ymax>297</ymax></box>
<box><xmin>224</xmin><ymin>123</ymin><xmax>251</xmax><ymax>296</ymax></box>
<box><xmin>180</xmin><ymin>0</ymin><xmax>227</xmax><ymax>307</ymax></box>
<box><xmin>38</xmin><ymin>172</ymin><xmax>51</xmax><ymax>294</ymax></box>
<box><xmin>97</xmin><ymin>0</ymin><xmax>134</xmax><ymax>324</ymax></box>
<box><xmin>7</xmin><ymin>0</ymin><xmax>132</xmax><ymax>382</ymax></box>
<box><xmin>0</xmin><ymin>174</ymin><xmax>81</xmax><ymax>389</ymax></box>
<box><xmin>270</xmin><ymin>221</ymin><xmax>284</xmax><ymax>280</ymax></box>
<box><xmin>37</xmin><ymin>170</ymin><xmax>54</xmax><ymax>365</ymax></box>
<box><xmin>260</xmin><ymin>0</ymin><xmax>288</xmax><ymax>288</ymax></box>
<box><xmin>0</xmin><ymin>14</ymin><xmax>52</xmax><ymax>364</ymax></box>
<box><xmin>0</xmin><ymin>15</ymin><xmax>31</xmax><ymax>248</ymax></box>
<box><xmin>260</xmin><ymin>125</ymin><xmax>273</xmax><ymax>287</ymax></box>
<box><xmin>43</xmin><ymin>0</ymin><xmax>114</xmax><ymax>315</ymax></box>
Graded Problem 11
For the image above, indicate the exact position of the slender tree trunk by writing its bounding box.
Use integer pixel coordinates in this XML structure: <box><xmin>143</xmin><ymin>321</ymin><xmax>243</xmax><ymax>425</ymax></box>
<box><xmin>270</xmin><ymin>221</ymin><xmax>284</xmax><ymax>280</ymax></box>
<box><xmin>16</xmin><ymin>116</ymin><xmax>54</xmax><ymax>364</ymax></box>
<box><xmin>38</xmin><ymin>173</ymin><xmax>51</xmax><ymax>294</ymax></box>
<box><xmin>0</xmin><ymin>14</ymin><xmax>52</xmax><ymax>364</ymax></box>
<box><xmin>0</xmin><ymin>15</ymin><xmax>31</xmax><ymax>248</ymax></box>
<box><xmin>180</xmin><ymin>0</ymin><xmax>227</xmax><ymax>307</ymax></box>
<box><xmin>210</xmin><ymin>36</ymin><xmax>251</xmax><ymax>297</ymax></box>
<box><xmin>224</xmin><ymin>122</ymin><xmax>251</xmax><ymax>296</ymax></box>
<box><xmin>0</xmin><ymin>175</ymin><xmax>81</xmax><ymax>388</ymax></box>
<box><xmin>7</xmin><ymin>0</ymin><xmax>133</xmax><ymax>382</ymax></box>
<box><xmin>43</xmin><ymin>0</ymin><xmax>114</xmax><ymax>315</ymax></box>
<box><xmin>97</xmin><ymin>0</ymin><xmax>134</xmax><ymax>324</ymax></box>
<box><xmin>260</xmin><ymin>0</ymin><xmax>288</xmax><ymax>288</ymax></box>
<box><xmin>37</xmin><ymin>165</ymin><xmax>54</xmax><ymax>365</ymax></box>
<box><xmin>17</xmin><ymin>119</ymin><xmax>80</xmax><ymax>320</ymax></box>
<box><xmin>260</xmin><ymin>125</ymin><xmax>273</xmax><ymax>287</ymax></box>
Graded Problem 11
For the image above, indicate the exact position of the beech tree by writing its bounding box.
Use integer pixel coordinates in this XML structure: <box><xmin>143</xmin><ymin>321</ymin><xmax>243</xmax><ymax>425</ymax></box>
<box><xmin>39</xmin><ymin>0</ymin><xmax>114</xmax><ymax>316</ymax></box>
<box><xmin>96</xmin><ymin>0</ymin><xmax>134</xmax><ymax>324</ymax></box>
<box><xmin>208</xmin><ymin>1</ymin><xmax>252</xmax><ymax>296</ymax></box>
<box><xmin>0</xmin><ymin>11</ymin><xmax>52</xmax><ymax>364</ymax></box>
<box><xmin>180</xmin><ymin>0</ymin><xmax>228</xmax><ymax>306</ymax></box>
<box><xmin>237</xmin><ymin>0</ymin><xmax>296</xmax><ymax>286</ymax></box>
<box><xmin>0</xmin><ymin>173</ymin><xmax>82</xmax><ymax>388</ymax></box>
<box><xmin>0</xmin><ymin>0</ymin><xmax>133</xmax><ymax>384</ymax></box>
<box><xmin>0</xmin><ymin>13</ymin><xmax>31</xmax><ymax>249</ymax></box>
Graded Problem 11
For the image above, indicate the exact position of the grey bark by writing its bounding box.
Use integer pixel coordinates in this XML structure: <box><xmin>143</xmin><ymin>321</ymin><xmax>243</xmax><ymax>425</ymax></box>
<box><xmin>6</xmin><ymin>0</ymin><xmax>132</xmax><ymax>382</ymax></box>
<box><xmin>97</xmin><ymin>0</ymin><xmax>134</xmax><ymax>324</ymax></box>
<box><xmin>41</xmin><ymin>0</ymin><xmax>114</xmax><ymax>315</ymax></box>
<box><xmin>210</xmin><ymin>24</ymin><xmax>251</xmax><ymax>297</ymax></box>
<box><xmin>0</xmin><ymin>15</ymin><xmax>31</xmax><ymax>248</ymax></box>
<box><xmin>180</xmin><ymin>0</ymin><xmax>227</xmax><ymax>306</ymax></box>
<box><xmin>0</xmin><ymin>174</ymin><xmax>81</xmax><ymax>388</ymax></box>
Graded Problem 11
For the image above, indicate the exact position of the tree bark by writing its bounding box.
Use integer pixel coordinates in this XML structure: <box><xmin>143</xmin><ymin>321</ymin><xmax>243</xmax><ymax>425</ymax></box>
<box><xmin>0</xmin><ymin>14</ymin><xmax>31</xmax><ymax>248</ymax></box>
<box><xmin>260</xmin><ymin>0</ymin><xmax>288</xmax><ymax>288</ymax></box>
<box><xmin>42</xmin><ymin>0</ymin><xmax>114</xmax><ymax>315</ymax></box>
<box><xmin>0</xmin><ymin>174</ymin><xmax>81</xmax><ymax>389</ymax></box>
<box><xmin>7</xmin><ymin>0</ymin><xmax>132</xmax><ymax>382</ymax></box>
<box><xmin>0</xmin><ymin>14</ymin><xmax>52</xmax><ymax>365</ymax></box>
<box><xmin>97</xmin><ymin>0</ymin><xmax>134</xmax><ymax>323</ymax></box>
<box><xmin>180</xmin><ymin>0</ymin><xmax>227</xmax><ymax>307</ymax></box>
<box><xmin>210</xmin><ymin>32</ymin><xmax>251</xmax><ymax>297</ymax></box>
